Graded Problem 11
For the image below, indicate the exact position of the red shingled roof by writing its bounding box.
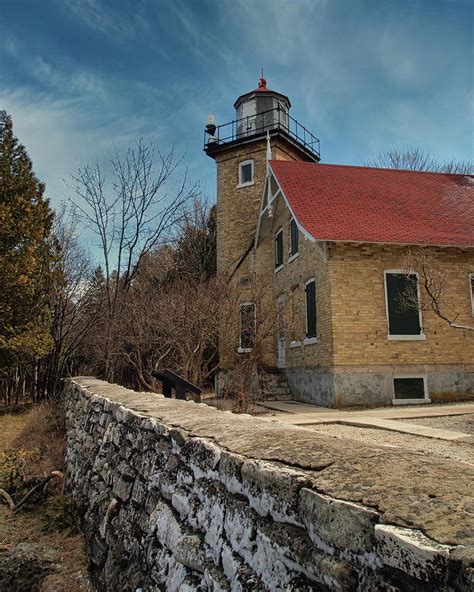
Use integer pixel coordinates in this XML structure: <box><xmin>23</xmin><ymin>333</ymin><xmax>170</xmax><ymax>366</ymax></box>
<box><xmin>270</xmin><ymin>161</ymin><xmax>474</xmax><ymax>247</ymax></box>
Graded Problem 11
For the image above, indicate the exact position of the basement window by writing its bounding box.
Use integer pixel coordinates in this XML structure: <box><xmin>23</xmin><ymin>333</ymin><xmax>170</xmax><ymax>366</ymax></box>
<box><xmin>393</xmin><ymin>377</ymin><xmax>430</xmax><ymax>405</ymax></box>
<box><xmin>238</xmin><ymin>302</ymin><xmax>256</xmax><ymax>352</ymax></box>
<box><xmin>384</xmin><ymin>271</ymin><xmax>425</xmax><ymax>340</ymax></box>
<box><xmin>275</xmin><ymin>229</ymin><xmax>284</xmax><ymax>271</ymax></box>
<box><xmin>238</xmin><ymin>160</ymin><xmax>254</xmax><ymax>188</ymax></box>
<box><xmin>304</xmin><ymin>278</ymin><xmax>317</xmax><ymax>343</ymax></box>
<box><xmin>289</xmin><ymin>218</ymin><xmax>299</xmax><ymax>260</ymax></box>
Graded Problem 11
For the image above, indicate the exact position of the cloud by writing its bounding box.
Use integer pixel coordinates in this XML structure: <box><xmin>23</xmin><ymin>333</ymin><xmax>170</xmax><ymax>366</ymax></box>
<box><xmin>1</xmin><ymin>0</ymin><xmax>471</xmax><ymax>212</ymax></box>
<box><xmin>57</xmin><ymin>0</ymin><xmax>150</xmax><ymax>39</ymax></box>
<box><xmin>0</xmin><ymin>82</ymin><xmax>168</xmax><ymax>208</ymax></box>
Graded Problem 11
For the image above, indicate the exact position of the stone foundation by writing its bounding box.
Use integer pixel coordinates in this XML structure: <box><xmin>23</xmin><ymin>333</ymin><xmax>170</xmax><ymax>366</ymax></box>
<box><xmin>285</xmin><ymin>366</ymin><xmax>474</xmax><ymax>408</ymax></box>
<box><xmin>65</xmin><ymin>377</ymin><xmax>473</xmax><ymax>591</ymax></box>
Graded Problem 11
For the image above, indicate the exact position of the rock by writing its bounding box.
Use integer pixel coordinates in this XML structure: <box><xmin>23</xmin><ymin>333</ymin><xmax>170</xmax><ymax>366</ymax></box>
<box><xmin>299</xmin><ymin>487</ymin><xmax>379</xmax><ymax>555</ymax></box>
<box><xmin>0</xmin><ymin>543</ymin><xmax>57</xmax><ymax>592</ymax></box>
<box><xmin>375</xmin><ymin>524</ymin><xmax>452</xmax><ymax>584</ymax></box>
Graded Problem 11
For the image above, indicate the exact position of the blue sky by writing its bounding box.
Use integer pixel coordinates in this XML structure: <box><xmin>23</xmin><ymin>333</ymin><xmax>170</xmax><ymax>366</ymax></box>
<box><xmin>1</xmin><ymin>0</ymin><xmax>473</xmax><ymax>209</ymax></box>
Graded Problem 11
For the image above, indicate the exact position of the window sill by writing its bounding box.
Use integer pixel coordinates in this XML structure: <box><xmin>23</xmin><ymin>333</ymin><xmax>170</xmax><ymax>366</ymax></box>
<box><xmin>392</xmin><ymin>398</ymin><xmax>431</xmax><ymax>406</ymax></box>
<box><xmin>237</xmin><ymin>181</ymin><xmax>255</xmax><ymax>189</ymax></box>
<box><xmin>387</xmin><ymin>334</ymin><xmax>426</xmax><ymax>341</ymax></box>
<box><xmin>288</xmin><ymin>252</ymin><xmax>299</xmax><ymax>263</ymax></box>
<box><xmin>274</xmin><ymin>264</ymin><xmax>284</xmax><ymax>274</ymax></box>
<box><xmin>237</xmin><ymin>347</ymin><xmax>252</xmax><ymax>353</ymax></box>
<box><xmin>303</xmin><ymin>337</ymin><xmax>317</xmax><ymax>346</ymax></box>
<box><xmin>290</xmin><ymin>340</ymin><xmax>302</xmax><ymax>348</ymax></box>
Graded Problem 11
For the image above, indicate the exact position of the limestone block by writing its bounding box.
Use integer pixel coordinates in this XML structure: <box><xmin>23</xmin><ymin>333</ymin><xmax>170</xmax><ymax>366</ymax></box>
<box><xmin>223</xmin><ymin>498</ymin><xmax>257</xmax><ymax>560</ymax></box>
<box><xmin>180</xmin><ymin>437</ymin><xmax>222</xmax><ymax>474</ymax></box>
<box><xmin>150</xmin><ymin>501</ymin><xmax>206</xmax><ymax>573</ymax></box>
<box><xmin>131</xmin><ymin>479</ymin><xmax>148</xmax><ymax>505</ymax></box>
<box><xmin>241</xmin><ymin>459</ymin><xmax>307</xmax><ymax>524</ymax></box>
<box><xmin>145</xmin><ymin>489</ymin><xmax>162</xmax><ymax>515</ymax></box>
<box><xmin>375</xmin><ymin>524</ymin><xmax>452</xmax><ymax>583</ymax></box>
<box><xmin>193</xmin><ymin>479</ymin><xmax>227</xmax><ymax>561</ymax></box>
<box><xmin>117</xmin><ymin>460</ymin><xmax>137</xmax><ymax>480</ymax></box>
<box><xmin>139</xmin><ymin>449</ymin><xmax>157</xmax><ymax>477</ymax></box>
<box><xmin>299</xmin><ymin>488</ymin><xmax>379</xmax><ymax>555</ymax></box>
<box><xmin>88</xmin><ymin>535</ymin><xmax>108</xmax><ymax>567</ymax></box>
<box><xmin>176</xmin><ymin>465</ymin><xmax>194</xmax><ymax>487</ymax></box>
<box><xmin>202</xmin><ymin>564</ymin><xmax>231</xmax><ymax>591</ymax></box>
<box><xmin>174</xmin><ymin>535</ymin><xmax>206</xmax><ymax>573</ymax></box>
<box><xmin>169</xmin><ymin>427</ymin><xmax>187</xmax><ymax>447</ymax></box>
<box><xmin>221</xmin><ymin>542</ymin><xmax>242</xmax><ymax>582</ymax></box>
<box><xmin>218</xmin><ymin>451</ymin><xmax>245</xmax><ymax>494</ymax></box>
<box><xmin>113</xmin><ymin>404</ymin><xmax>130</xmax><ymax>423</ymax></box>
<box><xmin>447</xmin><ymin>546</ymin><xmax>474</xmax><ymax>592</ymax></box>
<box><xmin>99</xmin><ymin>412</ymin><xmax>109</xmax><ymax>427</ymax></box>
<box><xmin>255</xmin><ymin>520</ymin><xmax>357</xmax><ymax>591</ymax></box>
<box><xmin>112</xmin><ymin>476</ymin><xmax>133</xmax><ymax>502</ymax></box>
<box><xmin>170</xmin><ymin>492</ymin><xmax>189</xmax><ymax>519</ymax></box>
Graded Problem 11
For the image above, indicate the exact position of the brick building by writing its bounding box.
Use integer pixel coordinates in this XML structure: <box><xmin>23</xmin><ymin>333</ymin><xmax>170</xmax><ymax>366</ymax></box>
<box><xmin>205</xmin><ymin>78</ymin><xmax>474</xmax><ymax>407</ymax></box>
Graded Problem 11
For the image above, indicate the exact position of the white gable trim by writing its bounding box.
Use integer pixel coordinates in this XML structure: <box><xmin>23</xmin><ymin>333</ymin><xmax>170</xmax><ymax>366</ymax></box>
<box><xmin>255</xmin><ymin>163</ymin><xmax>316</xmax><ymax>249</ymax></box>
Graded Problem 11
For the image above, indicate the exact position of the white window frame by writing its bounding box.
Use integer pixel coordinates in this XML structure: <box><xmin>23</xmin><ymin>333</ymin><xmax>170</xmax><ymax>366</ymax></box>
<box><xmin>384</xmin><ymin>270</ymin><xmax>426</xmax><ymax>341</ymax></box>
<box><xmin>288</xmin><ymin>218</ymin><xmax>299</xmax><ymax>263</ymax></box>
<box><xmin>237</xmin><ymin>159</ymin><xmax>254</xmax><ymax>188</ymax></box>
<box><xmin>469</xmin><ymin>273</ymin><xmax>474</xmax><ymax>317</ymax></box>
<box><xmin>290</xmin><ymin>340</ymin><xmax>302</xmax><ymax>348</ymax></box>
<box><xmin>238</xmin><ymin>302</ymin><xmax>256</xmax><ymax>353</ymax></box>
<box><xmin>392</xmin><ymin>375</ymin><xmax>431</xmax><ymax>405</ymax></box>
<box><xmin>304</xmin><ymin>277</ymin><xmax>317</xmax><ymax>345</ymax></box>
<box><xmin>274</xmin><ymin>228</ymin><xmax>284</xmax><ymax>273</ymax></box>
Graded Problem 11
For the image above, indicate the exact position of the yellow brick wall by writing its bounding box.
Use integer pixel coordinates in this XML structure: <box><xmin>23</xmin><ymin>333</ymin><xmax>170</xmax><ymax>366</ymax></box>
<box><xmin>329</xmin><ymin>242</ymin><xmax>474</xmax><ymax>368</ymax></box>
<box><xmin>256</xmin><ymin>200</ymin><xmax>333</xmax><ymax>368</ymax></box>
<box><xmin>212</xmin><ymin>136</ymin><xmax>316</xmax><ymax>369</ymax></box>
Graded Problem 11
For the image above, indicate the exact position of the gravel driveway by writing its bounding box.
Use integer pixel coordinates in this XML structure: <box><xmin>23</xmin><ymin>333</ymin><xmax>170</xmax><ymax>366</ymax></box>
<box><xmin>400</xmin><ymin>413</ymin><xmax>474</xmax><ymax>434</ymax></box>
<box><xmin>311</xmin><ymin>421</ymin><xmax>474</xmax><ymax>465</ymax></box>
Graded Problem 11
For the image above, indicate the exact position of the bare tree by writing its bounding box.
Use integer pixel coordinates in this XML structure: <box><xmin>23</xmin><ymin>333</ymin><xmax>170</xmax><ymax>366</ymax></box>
<box><xmin>116</xmin><ymin>241</ymin><xmax>228</xmax><ymax>392</ymax></box>
<box><xmin>220</xmin><ymin>280</ymin><xmax>282</xmax><ymax>413</ymax></box>
<box><xmin>40</xmin><ymin>206</ymin><xmax>103</xmax><ymax>398</ymax></box>
<box><xmin>367</xmin><ymin>148</ymin><xmax>473</xmax><ymax>174</ymax></box>
<box><xmin>70</xmin><ymin>139</ymin><xmax>198</xmax><ymax>380</ymax></box>
<box><xmin>174</xmin><ymin>200</ymin><xmax>217</xmax><ymax>281</ymax></box>
<box><xmin>401</xmin><ymin>248</ymin><xmax>473</xmax><ymax>332</ymax></box>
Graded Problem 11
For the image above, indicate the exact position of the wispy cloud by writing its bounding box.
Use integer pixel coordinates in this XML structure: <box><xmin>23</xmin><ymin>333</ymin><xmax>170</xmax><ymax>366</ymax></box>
<box><xmin>57</xmin><ymin>0</ymin><xmax>150</xmax><ymax>39</ymax></box>
<box><xmin>1</xmin><ymin>0</ymin><xmax>471</xmax><ymax>213</ymax></box>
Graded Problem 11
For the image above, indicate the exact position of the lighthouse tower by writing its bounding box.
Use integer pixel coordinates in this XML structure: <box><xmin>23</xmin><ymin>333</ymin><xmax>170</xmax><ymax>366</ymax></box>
<box><xmin>204</xmin><ymin>76</ymin><xmax>320</xmax><ymax>280</ymax></box>
<box><xmin>204</xmin><ymin>76</ymin><xmax>320</xmax><ymax>370</ymax></box>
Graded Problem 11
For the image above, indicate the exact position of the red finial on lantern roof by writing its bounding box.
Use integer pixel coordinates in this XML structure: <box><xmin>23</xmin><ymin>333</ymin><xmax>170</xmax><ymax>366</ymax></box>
<box><xmin>256</xmin><ymin>68</ymin><xmax>267</xmax><ymax>90</ymax></box>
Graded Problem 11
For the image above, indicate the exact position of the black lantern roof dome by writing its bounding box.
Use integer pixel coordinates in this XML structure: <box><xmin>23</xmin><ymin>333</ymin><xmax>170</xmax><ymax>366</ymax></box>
<box><xmin>233</xmin><ymin>76</ymin><xmax>291</xmax><ymax>110</ymax></box>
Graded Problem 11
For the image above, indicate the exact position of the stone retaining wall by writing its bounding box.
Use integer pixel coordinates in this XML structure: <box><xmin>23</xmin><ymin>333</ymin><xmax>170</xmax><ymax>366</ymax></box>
<box><xmin>65</xmin><ymin>377</ymin><xmax>473</xmax><ymax>591</ymax></box>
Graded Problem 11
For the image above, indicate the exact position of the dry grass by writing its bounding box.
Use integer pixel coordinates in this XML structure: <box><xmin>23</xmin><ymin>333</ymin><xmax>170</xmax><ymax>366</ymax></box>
<box><xmin>0</xmin><ymin>405</ymin><xmax>93</xmax><ymax>591</ymax></box>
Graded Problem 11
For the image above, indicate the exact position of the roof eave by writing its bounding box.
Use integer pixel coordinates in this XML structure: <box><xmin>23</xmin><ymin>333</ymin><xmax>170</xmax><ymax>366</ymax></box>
<box><xmin>314</xmin><ymin>238</ymin><xmax>474</xmax><ymax>249</ymax></box>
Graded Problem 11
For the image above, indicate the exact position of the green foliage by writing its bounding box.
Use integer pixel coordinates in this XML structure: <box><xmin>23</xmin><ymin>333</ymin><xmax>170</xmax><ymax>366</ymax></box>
<box><xmin>0</xmin><ymin>448</ymin><xmax>40</xmax><ymax>492</ymax></box>
<box><xmin>39</xmin><ymin>493</ymin><xmax>80</xmax><ymax>534</ymax></box>
<box><xmin>0</xmin><ymin>111</ymin><xmax>57</xmax><ymax>369</ymax></box>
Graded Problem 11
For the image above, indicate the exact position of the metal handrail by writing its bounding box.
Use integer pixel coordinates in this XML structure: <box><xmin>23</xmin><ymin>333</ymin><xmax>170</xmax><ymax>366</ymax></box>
<box><xmin>204</xmin><ymin>106</ymin><xmax>320</xmax><ymax>159</ymax></box>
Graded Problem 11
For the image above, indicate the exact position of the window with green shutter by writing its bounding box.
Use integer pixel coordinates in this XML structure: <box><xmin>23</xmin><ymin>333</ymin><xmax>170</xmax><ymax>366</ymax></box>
<box><xmin>239</xmin><ymin>303</ymin><xmax>256</xmax><ymax>351</ymax></box>
<box><xmin>289</xmin><ymin>218</ymin><xmax>299</xmax><ymax>257</ymax></box>
<box><xmin>275</xmin><ymin>229</ymin><xmax>283</xmax><ymax>269</ymax></box>
<box><xmin>305</xmin><ymin>279</ymin><xmax>317</xmax><ymax>338</ymax></box>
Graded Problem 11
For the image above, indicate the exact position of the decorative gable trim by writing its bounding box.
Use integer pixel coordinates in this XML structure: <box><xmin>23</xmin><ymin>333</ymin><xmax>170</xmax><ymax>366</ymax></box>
<box><xmin>255</xmin><ymin>162</ymin><xmax>316</xmax><ymax>248</ymax></box>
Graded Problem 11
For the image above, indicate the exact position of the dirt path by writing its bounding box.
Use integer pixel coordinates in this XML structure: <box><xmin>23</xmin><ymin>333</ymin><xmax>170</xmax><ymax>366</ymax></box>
<box><xmin>0</xmin><ymin>407</ymin><xmax>93</xmax><ymax>591</ymax></box>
